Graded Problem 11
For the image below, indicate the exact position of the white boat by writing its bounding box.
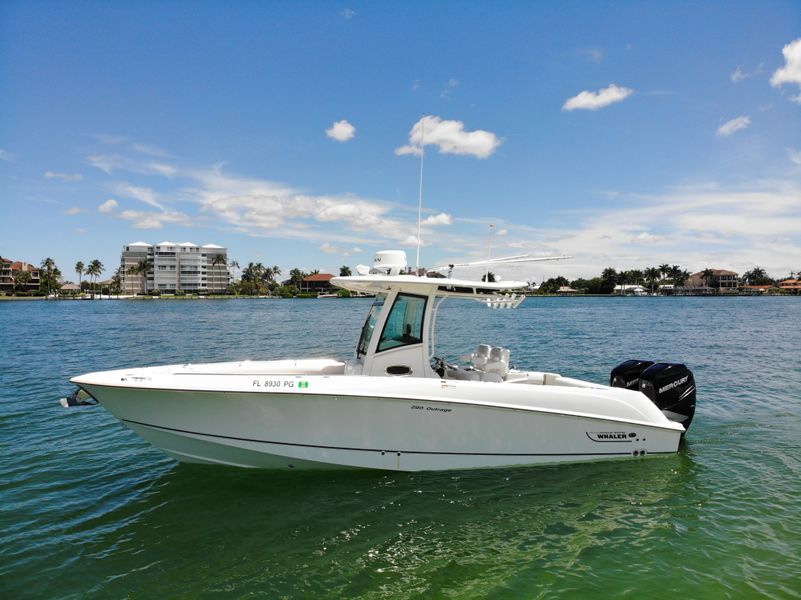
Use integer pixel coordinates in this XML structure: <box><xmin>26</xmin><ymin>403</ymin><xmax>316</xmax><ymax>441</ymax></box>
<box><xmin>69</xmin><ymin>250</ymin><xmax>696</xmax><ymax>471</ymax></box>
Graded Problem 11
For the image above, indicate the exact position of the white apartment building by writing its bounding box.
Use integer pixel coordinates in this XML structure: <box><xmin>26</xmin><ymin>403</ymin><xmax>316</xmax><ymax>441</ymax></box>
<box><xmin>120</xmin><ymin>241</ymin><xmax>230</xmax><ymax>294</ymax></box>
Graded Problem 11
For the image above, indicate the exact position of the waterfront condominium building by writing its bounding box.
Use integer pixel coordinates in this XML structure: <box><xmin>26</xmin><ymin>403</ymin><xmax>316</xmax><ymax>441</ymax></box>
<box><xmin>120</xmin><ymin>241</ymin><xmax>230</xmax><ymax>294</ymax></box>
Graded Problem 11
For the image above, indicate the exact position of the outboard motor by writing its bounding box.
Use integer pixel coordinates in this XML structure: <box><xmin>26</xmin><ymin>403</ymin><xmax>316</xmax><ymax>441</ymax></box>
<box><xmin>611</xmin><ymin>360</ymin><xmax>696</xmax><ymax>433</ymax></box>
<box><xmin>610</xmin><ymin>360</ymin><xmax>654</xmax><ymax>390</ymax></box>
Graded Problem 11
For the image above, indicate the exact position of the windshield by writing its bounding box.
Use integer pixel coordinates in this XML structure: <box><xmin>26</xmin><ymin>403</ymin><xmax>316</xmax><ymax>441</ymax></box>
<box><xmin>357</xmin><ymin>294</ymin><xmax>385</xmax><ymax>358</ymax></box>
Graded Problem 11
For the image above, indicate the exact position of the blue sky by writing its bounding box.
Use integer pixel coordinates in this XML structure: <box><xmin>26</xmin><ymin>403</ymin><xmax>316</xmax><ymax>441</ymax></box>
<box><xmin>1</xmin><ymin>1</ymin><xmax>800</xmax><ymax>282</ymax></box>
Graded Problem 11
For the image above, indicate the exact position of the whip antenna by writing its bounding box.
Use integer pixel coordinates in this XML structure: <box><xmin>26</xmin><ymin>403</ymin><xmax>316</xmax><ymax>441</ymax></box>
<box><xmin>415</xmin><ymin>116</ymin><xmax>426</xmax><ymax>271</ymax></box>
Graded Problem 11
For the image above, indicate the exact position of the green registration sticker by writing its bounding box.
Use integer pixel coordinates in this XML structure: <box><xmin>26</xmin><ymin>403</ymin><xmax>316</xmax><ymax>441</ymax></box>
<box><xmin>298</xmin><ymin>381</ymin><xmax>309</xmax><ymax>389</ymax></box>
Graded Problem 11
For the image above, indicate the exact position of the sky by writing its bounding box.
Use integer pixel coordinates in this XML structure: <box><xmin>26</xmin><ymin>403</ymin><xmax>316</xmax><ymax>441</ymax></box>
<box><xmin>1</xmin><ymin>1</ymin><xmax>800</xmax><ymax>283</ymax></box>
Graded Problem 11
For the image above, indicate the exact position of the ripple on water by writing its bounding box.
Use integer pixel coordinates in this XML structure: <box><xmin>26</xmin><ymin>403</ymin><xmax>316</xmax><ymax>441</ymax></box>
<box><xmin>1</xmin><ymin>297</ymin><xmax>800</xmax><ymax>598</ymax></box>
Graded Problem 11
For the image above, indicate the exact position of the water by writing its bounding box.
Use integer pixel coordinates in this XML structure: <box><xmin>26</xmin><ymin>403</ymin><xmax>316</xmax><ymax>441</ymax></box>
<box><xmin>1</xmin><ymin>297</ymin><xmax>800</xmax><ymax>598</ymax></box>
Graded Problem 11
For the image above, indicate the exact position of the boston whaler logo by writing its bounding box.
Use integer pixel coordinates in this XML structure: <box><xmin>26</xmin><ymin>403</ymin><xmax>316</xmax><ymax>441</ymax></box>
<box><xmin>658</xmin><ymin>375</ymin><xmax>689</xmax><ymax>395</ymax></box>
<box><xmin>586</xmin><ymin>431</ymin><xmax>637</xmax><ymax>442</ymax></box>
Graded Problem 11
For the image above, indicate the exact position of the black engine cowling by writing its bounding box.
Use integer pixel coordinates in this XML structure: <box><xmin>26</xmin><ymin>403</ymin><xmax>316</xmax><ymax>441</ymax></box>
<box><xmin>610</xmin><ymin>360</ymin><xmax>655</xmax><ymax>390</ymax></box>
<box><xmin>611</xmin><ymin>360</ymin><xmax>696</xmax><ymax>433</ymax></box>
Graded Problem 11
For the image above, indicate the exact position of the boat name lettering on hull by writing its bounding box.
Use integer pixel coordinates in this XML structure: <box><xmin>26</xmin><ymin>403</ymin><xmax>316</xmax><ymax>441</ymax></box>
<box><xmin>586</xmin><ymin>431</ymin><xmax>635</xmax><ymax>442</ymax></box>
<box><xmin>411</xmin><ymin>405</ymin><xmax>452</xmax><ymax>414</ymax></box>
<box><xmin>253</xmin><ymin>380</ymin><xmax>297</xmax><ymax>388</ymax></box>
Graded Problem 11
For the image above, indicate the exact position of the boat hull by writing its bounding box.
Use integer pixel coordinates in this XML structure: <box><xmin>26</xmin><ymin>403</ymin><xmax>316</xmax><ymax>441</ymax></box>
<box><xmin>76</xmin><ymin>377</ymin><xmax>683</xmax><ymax>471</ymax></box>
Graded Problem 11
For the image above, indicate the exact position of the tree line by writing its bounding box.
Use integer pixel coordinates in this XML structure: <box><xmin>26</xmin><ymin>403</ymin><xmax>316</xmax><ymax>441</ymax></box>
<box><xmin>6</xmin><ymin>256</ymin><xmax>797</xmax><ymax>298</ymax></box>
<box><xmin>4</xmin><ymin>257</ymin><xmax>110</xmax><ymax>297</ymax></box>
<box><xmin>537</xmin><ymin>264</ymin><xmax>794</xmax><ymax>295</ymax></box>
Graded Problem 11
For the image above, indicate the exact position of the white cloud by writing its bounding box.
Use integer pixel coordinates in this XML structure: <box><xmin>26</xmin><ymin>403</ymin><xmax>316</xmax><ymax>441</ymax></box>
<box><xmin>98</xmin><ymin>199</ymin><xmax>118</xmax><ymax>214</ymax></box>
<box><xmin>581</xmin><ymin>48</ymin><xmax>604</xmax><ymax>63</ymax></box>
<box><xmin>146</xmin><ymin>163</ymin><xmax>177</xmax><ymax>177</ymax></box>
<box><xmin>87</xmin><ymin>153</ymin><xmax>176</xmax><ymax>177</ymax></box>
<box><xmin>129</xmin><ymin>142</ymin><xmax>170</xmax><ymax>157</ymax></box>
<box><xmin>731</xmin><ymin>64</ymin><xmax>763</xmax><ymax>83</ymax></box>
<box><xmin>94</xmin><ymin>134</ymin><xmax>170</xmax><ymax>157</ymax></box>
<box><xmin>320</xmin><ymin>242</ymin><xmax>339</xmax><ymax>254</ymax></box>
<box><xmin>731</xmin><ymin>67</ymin><xmax>746</xmax><ymax>83</ymax></box>
<box><xmin>63</xmin><ymin>207</ymin><xmax>86</xmax><ymax>215</ymax></box>
<box><xmin>326</xmin><ymin>120</ymin><xmax>356</xmax><ymax>142</ymax></box>
<box><xmin>789</xmin><ymin>149</ymin><xmax>801</xmax><ymax>166</ymax></box>
<box><xmin>770</xmin><ymin>38</ymin><xmax>801</xmax><ymax>94</ymax></box>
<box><xmin>440</xmin><ymin>78</ymin><xmax>459</xmax><ymax>99</ymax></box>
<box><xmin>340</xmin><ymin>8</ymin><xmax>355</xmax><ymax>19</ymax></box>
<box><xmin>562</xmin><ymin>84</ymin><xmax>633</xmax><ymax>111</ymax></box>
<box><xmin>118</xmin><ymin>209</ymin><xmax>192</xmax><ymax>230</ymax></box>
<box><xmin>395</xmin><ymin>115</ymin><xmax>502</xmax><ymax>159</ymax></box>
<box><xmin>112</xmin><ymin>182</ymin><xmax>164</xmax><ymax>210</ymax></box>
<box><xmin>190</xmin><ymin>167</ymin><xmax>419</xmax><ymax>245</ymax></box>
<box><xmin>45</xmin><ymin>171</ymin><xmax>83</xmax><ymax>182</ymax></box>
<box><xmin>421</xmin><ymin>212</ymin><xmax>453</xmax><ymax>226</ymax></box>
<box><xmin>87</xmin><ymin>154</ymin><xmax>123</xmax><ymax>174</ymax></box>
<box><xmin>631</xmin><ymin>231</ymin><xmax>664</xmax><ymax>244</ymax></box>
<box><xmin>717</xmin><ymin>115</ymin><xmax>751</xmax><ymax>136</ymax></box>
<box><xmin>526</xmin><ymin>180</ymin><xmax>801</xmax><ymax>277</ymax></box>
<box><xmin>0</xmin><ymin>149</ymin><xmax>15</xmax><ymax>162</ymax></box>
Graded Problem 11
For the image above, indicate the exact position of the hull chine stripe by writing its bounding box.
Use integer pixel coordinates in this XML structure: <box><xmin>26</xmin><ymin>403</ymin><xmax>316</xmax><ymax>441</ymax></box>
<box><xmin>123</xmin><ymin>418</ymin><xmax>673</xmax><ymax>458</ymax></box>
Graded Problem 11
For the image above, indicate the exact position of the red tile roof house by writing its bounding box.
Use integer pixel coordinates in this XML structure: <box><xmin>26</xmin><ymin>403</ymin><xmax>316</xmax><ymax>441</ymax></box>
<box><xmin>779</xmin><ymin>279</ymin><xmax>801</xmax><ymax>293</ymax></box>
<box><xmin>0</xmin><ymin>258</ymin><xmax>41</xmax><ymax>293</ymax></box>
<box><xmin>300</xmin><ymin>273</ymin><xmax>335</xmax><ymax>294</ymax></box>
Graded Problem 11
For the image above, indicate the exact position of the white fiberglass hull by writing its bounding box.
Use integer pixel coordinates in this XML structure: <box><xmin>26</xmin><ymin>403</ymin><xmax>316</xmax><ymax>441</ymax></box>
<box><xmin>72</xmin><ymin>361</ymin><xmax>684</xmax><ymax>471</ymax></box>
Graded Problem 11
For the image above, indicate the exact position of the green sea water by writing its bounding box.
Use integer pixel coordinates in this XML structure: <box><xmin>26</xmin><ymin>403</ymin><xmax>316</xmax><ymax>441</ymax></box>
<box><xmin>1</xmin><ymin>297</ymin><xmax>800</xmax><ymax>598</ymax></box>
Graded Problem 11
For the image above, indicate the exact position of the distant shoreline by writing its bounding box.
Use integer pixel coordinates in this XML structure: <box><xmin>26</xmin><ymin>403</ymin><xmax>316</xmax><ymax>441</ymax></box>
<box><xmin>1</xmin><ymin>293</ymin><xmax>796</xmax><ymax>302</ymax></box>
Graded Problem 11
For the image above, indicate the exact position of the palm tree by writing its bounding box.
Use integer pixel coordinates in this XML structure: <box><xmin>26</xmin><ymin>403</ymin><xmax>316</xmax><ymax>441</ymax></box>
<box><xmin>241</xmin><ymin>262</ymin><xmax>268</xmax><ymax>295</ymax></box>
<box><xmin>659</xmin><ymin>264</ymin><xmax>670</xmax><ymax>281</ymax></box>
<box><xmin>39</xmin><ymin>257</ymin><xmax>57</xmax><ymax>296</ymax></box>
<box><xmin>111</xmin><ymin>267</ymin><xmax>122</xmax><ymax>296</ymax></box>
<box><xmin>127</xmin><ymin>257</ymin><xmax>152</xmax><ymax>295</ymax></box>
<box><xmin>644</xmin><ymin>267</ymin><xmax>660</xmax><ymax>294</ymax></box>
<box><xmin>601</xmin><ymin>267</ymin><xmax>617</xmax><ymax>293</ymax></box>
<box><xmin>289</xmin><ymin>268</ymin><xmax>306</xmax><ymax>289</ymax></box>
<box><xmin>702</xmin><ymin>268</ymin><xmax>715</xmax><ymax>289</ymax></box>
<box><xmin>86</xmin><ymin>259</ymin><xmax>104</xmax><ymax>298</ymax></box>
<box><xmin>75</xmin><ymin>261</ymin><xmax>85</xmax><ymax>293</ymax></box>
<box><xmin>13</xmin><ymin>269</ymin><xmax>31</xmax><ymax>293</ymax></box>
<box><xmin>340</xmin><ymin>265</ymin><xmax>352</xmax><ymax>277</ymax></box>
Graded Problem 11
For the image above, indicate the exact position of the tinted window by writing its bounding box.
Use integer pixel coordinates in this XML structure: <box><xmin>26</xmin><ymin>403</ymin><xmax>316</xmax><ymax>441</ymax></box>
<box><xmin>378</xmin><ymin>294</ymin><xmax>426</xmax><ymax>352</ymax></box>
<box><xmin>357</xmin><ymin>295</ymin><xmax>385</xmax><ymax>357</ymax></box>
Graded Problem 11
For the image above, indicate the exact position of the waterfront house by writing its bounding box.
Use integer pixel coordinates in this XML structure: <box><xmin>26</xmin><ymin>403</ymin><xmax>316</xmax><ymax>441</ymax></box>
<box><xmin>0</xmin><ymin>258</ymin><xmax>41</xmax><ymax>293</ymax></box>
<box><xmin>686</xmin><ymin>269</ymin><xmax>739</xmax><ymax>290</ymax></box>
<box><xmin>301</xmin><ymin>273</ymin><xmax>335</xmax><ymax>294</ymax></box>
<box><xmin>779</xmin><ymin>279</ymin><xmax>801</xmax><ymax>293</ymax></box>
